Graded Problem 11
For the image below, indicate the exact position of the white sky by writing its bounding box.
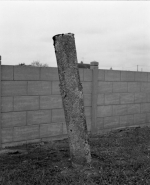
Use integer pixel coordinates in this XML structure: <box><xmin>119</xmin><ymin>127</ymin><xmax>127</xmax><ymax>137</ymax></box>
<box><xmin>0</xmin><ymin>1</ymin><xmax>150</xmax><ymax>71</ymax></box>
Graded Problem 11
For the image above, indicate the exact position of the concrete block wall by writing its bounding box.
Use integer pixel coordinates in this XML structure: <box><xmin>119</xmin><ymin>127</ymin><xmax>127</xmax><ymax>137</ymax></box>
<box><xmin>96</xmin><ymin>69</ymin><xmax>150</xmax><ymax>134</ymax></box>
<box><xmin>1</xmin><ymin>65</ymin><xmax>92</xmax><ymax>148</ymax></box>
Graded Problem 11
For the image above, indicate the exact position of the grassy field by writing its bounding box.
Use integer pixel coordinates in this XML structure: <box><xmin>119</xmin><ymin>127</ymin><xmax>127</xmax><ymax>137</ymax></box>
<box><xmin>1</xmin><ymin>126</ymin><xmax>150</xmax><ymax>185</ymax></box>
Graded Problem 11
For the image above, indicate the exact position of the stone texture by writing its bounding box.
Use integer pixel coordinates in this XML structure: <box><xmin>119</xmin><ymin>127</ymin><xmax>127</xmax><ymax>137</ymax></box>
<box><xmin>40</xmin><ymin>95</ymin><xmax>62</xmax><ymax>109</ymax></box>
<box><xmin>134</xmin><ymin>72</ymin><xmax>148</xmax><ymax>82</ymax></box>
<box><xmin>40</xmin><ymin>123</ymin><xmax>63</xmax><ymax>137</ymax></box>
<box><xmin>13</xmin><ymin>125</ymin><xmax>39</xmax><ymax>141</ymax></box>
<box><xmin>105</xmin><ymin>93</ymin><xmax>120</xmax><ymax>105</ymax></box>
<box><xmin>86</xmin><ymin>117</ymin><xmax>91</xmax><ymax>131</ymax></box>
<box><xmin>82</xmin><ymin>82</ymin><xmax>92</xmax><ymax>94</ymax></box>
<box><xmin>1</xmin><ymin>97</ymin><xmax>13</xmax><ymax>113</ymax></box>
<box><xmin>120</xmin><ymin>93</ymin><xmax>134</xmax><ymax>104</ymax></box>
<box><xmin>2</xmin><ymin>128</ymin><xmax>13</xmax><ymax>143</ymax></box>
<box><xmin>113</xmin><ymin>82</ymin><xmax>127</xmax><ymax>93</ymax></box>
<box><xmin>27</xmin><ymin>110</ymin><xmax>51</xmax><ymax>125</ymax></box>
<box><xmin>83</xmin><ymin>69</ymin><xmax>92</xmax><ymax>81</ymax></box>
<box><xmin>121</xmin><ymin>71</ymin><xmax>134</xmax><ymax>81</ymax></box>
<box><xmin>2</xmin><ymin>81</ymin><xmax>27</xmax><ymax>96</ymax></box>
<box><xmin>128</xmin><ymin>82</ymin><xmax>141</xmax><ymax>92</ymax></box>
<box><xmin>14</xmin><ymin>66</ymin><xmax>40</xmax><ymax>80</ymax></box>
<box><xmin>134</xmin><ymin>114</ymin><xmax>147</xmax><ymax>125</ymax></box>
<box><xmin>104</xmin><ymin>116</ymin><xmax>120</xmax><ymax>129</ymax></box>
<box><xmin>2</xmin><ymin>112</ymin><xmax>26</xmax><ymax>128</ymax></box>
<box><xmin>113</xmin><ymin>105</ymin><xmax>127</xmax><ymax>116</ymax></box>
<box><xmin>141</xmin><ymin>103</ymin><xmax>150</xmax><ymax>113</ymax></box>
<box><xmin>52</xmin><ymin>81</ymin><xmax>60</xmax><ymax>95</ymax></box>
<box><xmin>97</xmin><ymin>105</ymin><xmax>112</xmax><ymax>117</ymax></box>
<box><xmin>97</xmin><ymin>94</ymin><xmax>105</xmax><ymax>105</ymax></box>
<box><xmin>96</xmin><ymin>117</ymin><xmax>104</xmax><ymax>129</ymax></box>
<box><xmin>98</xmin><ymin>82</ymin><xmax>113</xmax><ymax>93</ymax></box>
<box><xmin>14</xmin><ymin>96</ymin><xmax>39</xmax><ymax>111</ymax></box>
<box><xmin>28</xmin><ymin>81</ymin><xmax>51</xmax><ymax>95</ymax></box>
<box><xmin>85</xmin><ymin>107</ymin><xmax>91</xmax><ymax>117</ymax></box>
<box><xmin>127</xmin><ymin>104</ymin><xmax>140</xmax><ymax>114</ymax></box>
<box><xmin>52</xmin><ymin>109</ymin><xmax>65</xmax><ymax>122</ymax></box>
<box><xmin>141</xmin><ymin>82</ymin><xmax>150</xmax><ymax>92</ymax></box>
<box><xmin>98</xmin><ymin>70</ymin><xmax>105</xmax><ymax>81</ymax></box>
<box><xmin>83</xmin><ymin>94</ymin><xmax>92</xmax><ymax>106</ymax></box>
<box><xmin>40</xmin><ymin>67</ymin><xmax>59</xmax><ymax>81</ymax></box>
<box><xmin>105</xmin><ymin>70</ymin><xmax>120</xmax><ymax>81</ymax></box>
<box><xmin>120</xmin><ymin>115</ymin><xmax>134</xmax><ymax>127</ymax></box>
<box><xmin>1</xmin><ymin>65</ymin><xmax>13</xmax><ymax>80</ymax></box>
<box><xmin>135</xmin><ymin>93</ymin><xmax>147</xmax><ymax>103</ymax></box>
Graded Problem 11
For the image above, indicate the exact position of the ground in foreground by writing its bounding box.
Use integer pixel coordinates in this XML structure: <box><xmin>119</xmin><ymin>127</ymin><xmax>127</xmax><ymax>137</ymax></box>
<box><xmin>1</xmin><ymin>126</ymin><xmax>150</xmax><ymax>185</ymax></box>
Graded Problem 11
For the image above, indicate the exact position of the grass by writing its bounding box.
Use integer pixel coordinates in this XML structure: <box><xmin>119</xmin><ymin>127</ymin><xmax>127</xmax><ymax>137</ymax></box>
<box><xmin>1</xmin><ymin>126</ymin><xmax>150</xmax><ymax>184</ymax></box>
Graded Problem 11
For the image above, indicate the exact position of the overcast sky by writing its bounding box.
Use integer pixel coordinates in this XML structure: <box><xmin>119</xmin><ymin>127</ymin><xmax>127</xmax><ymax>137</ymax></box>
<box><xmin>0</xmin><ymin>1</ymin><xmax>150</xmax><ymax>71</ymax></box>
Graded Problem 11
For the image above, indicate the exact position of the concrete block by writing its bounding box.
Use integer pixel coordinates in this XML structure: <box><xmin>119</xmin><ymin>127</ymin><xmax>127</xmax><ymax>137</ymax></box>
<box><xmin>146</xmin><ymin>113</ymin><xmax>150</xmax><ymax>123</ymax></box>
<box><xmin>105</xmin><ymin>93</ymin><xmax>120</xmax><ymax>105</ymax></box>
<box><xmin>27</xmin><ymin>110</ymin><xmax>51</xmax><ymax>125</ymax></box>
<box><xmin>2</xmin><ymin>81</ymin><xmax>27</xmax><ymax>96</ymax></box>
<box><xmin>52</xmin><ymin>109</ymin><xmax>65</xmax><ymax>122</ymax></box>
<box><xmin>135</xmin><ymin>93</ymin><xmax>147</xmax><ymax>103</ymax></box>
<box><xmin>2</xmin><ymin>112</ymin><xmax>26</xmax><ymax>128</ymax></box>
<box><xmin>14</xmin><ymin>96</ymin><xmax>39</xmax><ymax>111</ymax></box>
<box><xmin>141</xmin><ymin>82</ymin><xmax>150</xmax><ymax>92</ymax></box>
<box><xmin>2</xmin><ymin>97</ymin><xmax>13</xmax><ymax>112</ymax></box>
<box><xmin>63</xmin><ymin>123</ymin><xmax>67</xmax><ymax>134</ymax></box>
<box><xmin>141</xmin><ymin>103</ymin><xmax>150</xmax><ymax>113</ymax></box>
<box><xmin>128</xmin><ymin>82</ymin><xmax>141</xmax><ymax>92</ymax></box>
<box><xmin>85</xmin><ymin>107</ymin><xmax>91</xmax><ymax>117</ymax></box>
<box><xmin>83</xmin><ymin>94</ymin><xmax>92</xmax><ymax>106</ymax></box>
<box><xmin>98</xmin><ymin>82</ymin><xmax>113</xmax><ymax>93</ymax></box>
<box><xmin>40</xmin><ymin>95</ymin><xmax>62</xmax><ymax>109</ymax></box>
<box><xmin>120</xmin><ymin>115</ymin><xmax>134</xmax><ymax>127</ymax></box>
<box><xmin>86</xmin><ymin>117</ymin><xmax>91</xmax><ymax>131</ymax></box>
<box><xmin>105</xmin><ymin>70</ymin><xmax>120</xmax><ymax>81</ymax></box>
<box><xmin>28</xmin><ymin>81</ymin><xmax>51</xmax><ymax>95</ymax></box>
<box><xmin>127</xmin><ymin>104</ymin><xmax>140</xmax><ymax>114</ymax></box>
<box><xmin>134</xmin><ymin>114</ymin><xmax>147</xmax><ymax>125</ymax></box>
<box><xmin>148</xmin><ymin>73</ymin><xmax>150</xmax><ymax>82</ymax></box>
<box><xmin>1</xmin><ymin>65</ymin><xmax>13</xmax><ymax>80</ymax></box>
<box><xmin>97</xmin><ymin>94</ymin><xmax>105</xmax><ymax>105</ymax></box>
<box><xmin>13</xmin><ymin>125</ymin><xmax>39</xmax><ymax>141</ymax></box>
<box><xmin>14</xmin><ymin>66</ymin><xmax>40</xmax><ymax>80</ymax></box>
<box><xmin>147</xmin><ymin>93</ymin><xmax>150</xmax><ymax>102</ymax></box>
<box><xmin>98</xmin><ymin>70</ymin><xmax>105</xmax><ymax>81</ymax></box>
<box><xmin>40</xmin><ymin>67</ymin><xmax>59</xmax><ymax>81</ymax></box>
<box><xmin>120</xmin><ymin>93</ymin><xmax>134</xmax><ymax>104</ymax></box>
<box><xmin>26</xmin><ymin>138</ymin><xmax>41</xmax><ymax>145</ymax></box>
<box><xmin>113</xmin><ymin>82</ymin><xmax>127</xmax><ymax>93</ymax></box>
<box><xmin>79</xmin><ymin>68</ymin><xmax>84</xmax><ymax>81</ymax></box>
<box><xmin>104</xmin><ymin>116</ymin><xmax>120</xmax><ymax>129</ymax></box>
<box><xmin>82</xmin><ymin>82</ymin><xmax>92</xmax><ymax>94</ymax></box>
<box><xmin>135</xmin><ymin>72</ymin><xmax>148</xmax><ymax>82</ymax></box>
<box><xmin>121</xmin><ymin>71</ymin><xmax>134</xmax><ymax>81</ymax></box>
<box><xmin>83</xmin><ymin>69</ymin><xmax>92</xmax><ymax>81</ymax></box>
<box><xmin>97</xmin><ymin>105</ymin><xmax>112</xmax><ymax>117</ymax></box>
<box><xmin>40</xmin><ymin>123</ymin><xmax>63</xmax><ymax>137</ymax></box>
<box><xmin>52</xmin><ymin>81</ymin><xmax>60</xmax><ymax>95</ymax></box>
<box><xmin>2</xmin><ymin>140</ymin><xmax>27</xmax><ymax>148</ymax></box>
<box><xmin>2</xmin><ymin>128</ymin><xmax>13</xmax><ymax>143</ymax></box>
<box><xmin>96</xmin><ymin>117</ymin><xmax>104</xmax><ymax>129</ymax></box>
<box><xmin>113</xmin><ymin>105</ymin><xmax>127</xmax><ymax>116</ymax></box>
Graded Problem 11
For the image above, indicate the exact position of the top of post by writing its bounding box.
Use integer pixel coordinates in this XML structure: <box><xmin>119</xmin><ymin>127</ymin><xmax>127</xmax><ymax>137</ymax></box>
<box><xmin>52</xmin><ymin>33</ymin><xmax>74</xmax><ymax>46</ymax></box>
<box><xmin>90</xmin><ymin>61</ymin><xmax>99</xmax><ymax>66</ymax></box>
<box><xmin>0</xmin><ymin>56</ymin><xmax>1</xmax><ymax>61</ymax></box>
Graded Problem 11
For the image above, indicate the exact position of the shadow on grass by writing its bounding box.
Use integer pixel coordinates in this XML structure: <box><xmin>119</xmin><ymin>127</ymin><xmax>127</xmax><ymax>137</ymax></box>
<box><xmin>1</xmin><ymin>126</ymin><xmax>150</xmax><ymax>184</ymax></box>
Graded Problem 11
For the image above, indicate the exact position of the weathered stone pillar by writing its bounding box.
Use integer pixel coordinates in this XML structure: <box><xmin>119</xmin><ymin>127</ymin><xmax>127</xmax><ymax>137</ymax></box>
<box><xmin>53</xmin><ymin>33</ymin><xmax>91</xmax><ymax>167</ymax></box>
<box><xmin>90</xmin><ymin>61</ymin><xmax>99</xmax><ymax>134</ymax></box>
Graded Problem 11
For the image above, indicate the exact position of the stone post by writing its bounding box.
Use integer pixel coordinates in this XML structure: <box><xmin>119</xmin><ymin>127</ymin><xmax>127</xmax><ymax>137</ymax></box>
<box><xmin>53</xmin><ymin>33</ymin><xmax>91</xmax><ymax>167</ymax></box>
<box><xmin>90</xmin><ymin>61</ymin><xmax>99</xmax><ymax>134</ymax></box>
